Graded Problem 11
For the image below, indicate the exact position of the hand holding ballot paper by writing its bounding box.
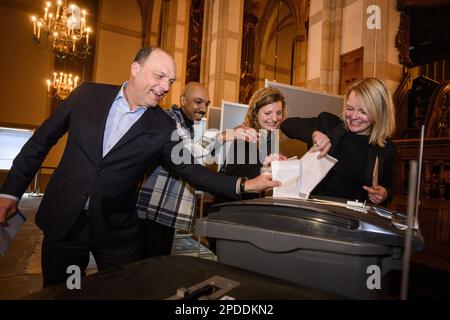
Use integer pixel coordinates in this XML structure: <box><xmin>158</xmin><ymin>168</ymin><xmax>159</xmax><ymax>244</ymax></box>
<box><xmin>272</xmin><ymin>151</ymin><xmax>337</xmax><ymax>199</ymax></box>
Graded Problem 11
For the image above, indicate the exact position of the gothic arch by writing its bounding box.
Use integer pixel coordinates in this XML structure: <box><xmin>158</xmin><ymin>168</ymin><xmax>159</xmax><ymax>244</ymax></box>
<box><xmin>253</xmin><ymin>0</ymin><xmax>307</xmax><ymax>89</ymax></box>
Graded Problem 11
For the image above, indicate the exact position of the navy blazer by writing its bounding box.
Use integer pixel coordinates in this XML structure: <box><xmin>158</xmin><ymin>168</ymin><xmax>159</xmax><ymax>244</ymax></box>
<box><xmin>1</xmin><ymin>82</ymin><xmax>238</xmax><ymax>246</ymax></box>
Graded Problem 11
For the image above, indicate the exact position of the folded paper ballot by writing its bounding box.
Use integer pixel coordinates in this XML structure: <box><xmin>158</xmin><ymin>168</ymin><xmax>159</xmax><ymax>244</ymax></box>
<box><xmin>0</xmin><ymin>211</ymin><xmax>26</xmax><ymax>256</ymax></box>
<box><xmin>272</xmin><ymin>151</ymin><xmax>337</xmax><ymax>199</ymax></box>
<box><xmin>272</xmin><ymin>159</ymin><xmax>302</xmax><ymax>199</ymax></box>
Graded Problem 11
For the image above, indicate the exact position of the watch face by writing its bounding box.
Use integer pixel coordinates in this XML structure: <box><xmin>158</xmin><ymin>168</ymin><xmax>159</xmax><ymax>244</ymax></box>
<box><xmin>240</xmin><ymin>177</ymin><xmax>247</xmax><ymax>193</ymax></box>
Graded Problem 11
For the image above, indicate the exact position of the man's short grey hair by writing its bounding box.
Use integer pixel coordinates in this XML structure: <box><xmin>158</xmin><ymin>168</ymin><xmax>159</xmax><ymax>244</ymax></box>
<box><xmin>133</xmin><ymin>47</ymin><xmax>159</xmax><ymax>64</ymax></box>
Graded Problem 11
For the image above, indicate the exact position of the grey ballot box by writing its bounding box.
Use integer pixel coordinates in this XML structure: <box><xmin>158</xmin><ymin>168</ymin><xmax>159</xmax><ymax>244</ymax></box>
<box><xmin>195</xmin><ymin>197</ymin><xmax>424</xmax><ymax>299</ymax></box>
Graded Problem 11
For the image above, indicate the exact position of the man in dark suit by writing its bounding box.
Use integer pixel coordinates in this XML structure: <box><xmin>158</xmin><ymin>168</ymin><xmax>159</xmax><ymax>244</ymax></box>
<box><xmin>0</xmin><ymin>47</ymin><xmax>279</xmax><ymax>287</ymax></box>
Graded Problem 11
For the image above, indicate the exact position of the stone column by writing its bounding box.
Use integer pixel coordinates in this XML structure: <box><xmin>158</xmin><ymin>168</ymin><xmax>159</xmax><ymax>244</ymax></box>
<box><xmin>201</xmin><ymin>0</ymin><xmax>244</xmax><ymax>107</ymax></box>
<box><xmin>293</xmin><ymin>34</ymin><xmax>308</xmax><ymax>87</ymax></box>
<box><xmin>306</xmin><ymin>0</ymin><xmax>343</xmax><ymax>94</ymax></box>
<box><xmin>160</xmin><ymin>0</ymin><xmax>191</xmax><ymax>107</ymax></box>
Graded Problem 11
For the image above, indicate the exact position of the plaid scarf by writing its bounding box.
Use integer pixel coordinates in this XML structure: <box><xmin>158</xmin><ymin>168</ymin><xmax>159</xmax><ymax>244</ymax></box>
<box><xmin>136</xmin><ymin>106</ymin><xmax>197</xmax><ymax>230</ymax></box>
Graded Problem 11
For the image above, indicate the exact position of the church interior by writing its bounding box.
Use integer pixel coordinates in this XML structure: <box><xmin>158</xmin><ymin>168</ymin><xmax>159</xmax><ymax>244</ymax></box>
<box><xmin>0</xmin><ymin>0</ymin><xmax>450</xmax><ymax>300</ymax></box>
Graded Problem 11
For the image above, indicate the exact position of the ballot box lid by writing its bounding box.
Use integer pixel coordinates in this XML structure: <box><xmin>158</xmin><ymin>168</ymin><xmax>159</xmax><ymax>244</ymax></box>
<box><xmin>24</xmin><ymin>255</ymin><xmax>341</xmax><ymax>300</ymax></box>
<box><xmin>198</xmin><ymin>196</ymin><xmax>424</xmax><ymax>253</ymax></box>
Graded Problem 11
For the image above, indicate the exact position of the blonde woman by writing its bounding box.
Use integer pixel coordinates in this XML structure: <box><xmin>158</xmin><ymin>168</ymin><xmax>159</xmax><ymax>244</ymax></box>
<box><xmin>280</xmin><ymin>78</ymin><xmax>396</xmax><ymax>205</ymax></box>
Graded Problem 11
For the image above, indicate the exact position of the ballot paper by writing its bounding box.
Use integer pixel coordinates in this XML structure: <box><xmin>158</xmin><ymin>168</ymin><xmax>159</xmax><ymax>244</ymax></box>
<box><xmin>0</xmin><ymin>211</ymin><xmax>26</xmax><ymax>256</ymax></box>
<box><xmin>272</xmin><ymin>159</ymin><xmax>302</xmax><ymax>199</ymax></box>
<box><xmin>272</xmin><ymin>151</ymin><xmax>337</xmax><ymax>199</ymax></box>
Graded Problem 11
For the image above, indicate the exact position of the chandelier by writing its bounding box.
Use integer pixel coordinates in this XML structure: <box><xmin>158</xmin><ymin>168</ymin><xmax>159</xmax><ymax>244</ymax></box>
<box><xmin>47</xmin><ymin>72</ymin><xmax>80</xmax><ymax>100</ymax></box>
<box><xmin>32</xmin><ymin>1</ymin><xmax>92</xmax><ymax>59</ymax></box>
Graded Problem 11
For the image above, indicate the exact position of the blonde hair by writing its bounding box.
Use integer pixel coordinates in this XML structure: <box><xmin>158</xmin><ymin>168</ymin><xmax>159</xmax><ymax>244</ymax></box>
<box><xmin>343</xmin><ymin>78</ymin><xmax>396</xmax><ymax>147</ymax></box>
<box><xmin>243</xmin><ymin>87</ymin><xmax>286</xmax><ymax>130</ymax></box>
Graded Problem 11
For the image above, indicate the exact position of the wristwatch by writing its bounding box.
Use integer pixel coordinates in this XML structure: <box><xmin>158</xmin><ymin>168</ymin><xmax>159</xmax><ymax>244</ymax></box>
<box><xmin>239</xmin><ymin>177</ymin><xmax>248</xmax><ymax>194</ymax></box>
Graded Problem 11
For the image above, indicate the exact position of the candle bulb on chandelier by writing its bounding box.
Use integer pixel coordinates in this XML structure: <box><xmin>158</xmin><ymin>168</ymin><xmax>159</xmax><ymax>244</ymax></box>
<box><xmin>48</xmin><ymin>13</ymin><xmax>53</xmax><ymax>29</ymax></box>
<box><xmin>32</xmin><ymin>16</ymin><xmax>36</xmax><ymax>36</ymax></box>
<box><xmin>44</xmin><ymin>7</ymin><xmax>48</xmax><ymax>21</ymax></box>
<box><xmin>56</xmin><ymin>0</ymin><xmax>61</xmax><ymax>19</ymax></box>
<box><xmin>37</xmin><ymin>21</ymin><xmax>42</xmax><ymax>39</ymax></box>
<box><xmin>86</xmin><ymin>27</ymin><xmax>90</xmax><ymax>46</ymax></box>
<box><xmin>47</xmin><ymin>80</ymin><xmax>51</xmax><ymax>92</ymax></box>
<box><xmin>82</xmin><ymin>10</ymin><xmax>86</xmax><ymax>29</ymax></box>
<box><xmin>74</xmin><ymin>76</ymin><xmax>79</xmax><ymax>88</ymax></box>
<box><xmin>72</xmin><ymin>35</ymin><xmax>76</xmax><ymax>52</ymax></box>
<box><xmin>69</xmin><ymin>4</ymin><xmax>76</xmax><ymax>32</ymax></box>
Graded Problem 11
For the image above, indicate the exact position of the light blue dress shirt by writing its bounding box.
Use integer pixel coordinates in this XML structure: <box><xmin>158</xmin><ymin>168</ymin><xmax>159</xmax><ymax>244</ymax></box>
<box><xmin>102</xmin><ymin>82</ymin><xmax>147</xmax><ymax>157</ymax></box>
